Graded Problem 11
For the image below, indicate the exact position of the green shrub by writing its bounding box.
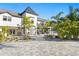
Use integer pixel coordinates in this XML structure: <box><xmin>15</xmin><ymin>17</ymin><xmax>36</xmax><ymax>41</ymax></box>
<box><xmin>0</xmin><ymin>33</ymin><xmax>5</xmax><ymax>43</ymax></box>
<box><xmin>47</xmin><ymin>35</ymin><xmax>53</xmax><ymax>39</ymax></box>
<box><xmin>23</xmin><ymin>36</ymin><xmax>31</xmax><ymax>41</ymax></box>
<box><xmin>12</xmin><ymin>37</ymin><xmax>18</xmax><ymax>42</ymax></box>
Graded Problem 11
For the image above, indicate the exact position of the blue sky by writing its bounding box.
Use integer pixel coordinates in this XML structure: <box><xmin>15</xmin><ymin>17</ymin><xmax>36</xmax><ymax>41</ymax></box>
<box><xmin>0</xmin><ymin>3</ymin><xmax>79</xmax><ymax>20</ymax></box>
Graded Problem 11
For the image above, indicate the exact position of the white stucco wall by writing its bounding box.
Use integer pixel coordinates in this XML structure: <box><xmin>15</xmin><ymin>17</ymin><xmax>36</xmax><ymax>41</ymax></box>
<box><xmin>22</xmin><ymin>13</ymin><xmax>38</xmax><ymax>28</ymax></box>
<box><xmin>0</xmin><ymin>13</ymin><xmax>22</xmax><ymax>27</ymax></box>
<box><xmin>22</xmin><ymin>12</ymin><xmax>38</xmax><ymax>35</ymax></box>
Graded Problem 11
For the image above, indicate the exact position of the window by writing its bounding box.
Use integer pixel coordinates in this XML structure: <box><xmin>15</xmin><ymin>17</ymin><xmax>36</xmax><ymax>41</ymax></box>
<box><xmin>3</xmin><ymin>16</ymin><xmax>12</xmax><ymax>21</ymax></box>
<box><xmin>3</xmin><ymin>16</ymin><xmax>7</xmax><ymax>21</ymax></box>
<box><xmin>8</xmin><ymin>16</ymin><xmax>12</xmax><ymax>21</ymax></box>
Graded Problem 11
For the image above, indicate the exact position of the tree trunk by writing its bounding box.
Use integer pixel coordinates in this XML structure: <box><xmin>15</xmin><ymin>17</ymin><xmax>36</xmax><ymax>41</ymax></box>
<box><xmin>25</xmin><ymin>28</ymin><xmax>28</xmax><ymax>36</ymax></box>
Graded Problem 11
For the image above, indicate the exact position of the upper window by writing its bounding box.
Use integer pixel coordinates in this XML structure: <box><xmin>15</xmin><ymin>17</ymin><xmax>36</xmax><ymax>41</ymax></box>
<box><xmin>3</xmin><ymin>16</ymin><xmax>7</xmax><ymax>21</ymax></box>
<box><xmin>3</xmin><ymin>16</ymin><xmax>12</xmax><ymax>21</ymax></box>
<box><xmin>8</xmin><ymin>16</ymin><xmax>12</xmax><ymax>21</ymax></box>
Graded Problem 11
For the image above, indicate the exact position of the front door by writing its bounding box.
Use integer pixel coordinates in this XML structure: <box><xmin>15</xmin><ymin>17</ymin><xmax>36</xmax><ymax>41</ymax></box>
<box><xmin>9</xmin><ymin>29</ymin><xmax>16</xmax><ymax>35</ymax></box>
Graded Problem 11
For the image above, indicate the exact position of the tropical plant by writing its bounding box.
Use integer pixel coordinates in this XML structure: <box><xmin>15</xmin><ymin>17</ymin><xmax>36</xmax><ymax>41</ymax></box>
<box><xmin>22</xmin><ymin>16</ymin><xmax>33</xmax><ymax>36</ymax></box>
<box><xmin>54</xmin><ymin>16</ymin><xmax>79</xmax><ymax>40</ymax></box>
<box><xmin>53</xmin><ymin>6</ymin><xmax>79</xmax><ymax>40</ymax></box>
<box><xmin>2</xmin><ymin>26</ymin><xmax>8</xmax><ymax>34</ymax></box>
<box><xmin>37</xmin><ymin>25</ymin><xmax>47</xmax><ymax>34</ymax></box>
<box><xmin>66</xmin><ymin>6</ymin><xmax>79</xmax><ymax>21</ymax></box>
<box><xmin>0</xmin><ymin>26</ymin><xmax>8</xmax><ymax>43</ymax></box>
<box><xmin>0</xmin><ymin>33</ymin><xmax>4</xmax><ymax>43</ymax></box>
<box><xmin>45</xmin><ymin>20</ymin><xmax>52</xmax><ymax>34</ymax></box>
<box><xmin>51</xmin><ymin>12</ymin><xmax>63</xmax><ymax>22</ymax></box>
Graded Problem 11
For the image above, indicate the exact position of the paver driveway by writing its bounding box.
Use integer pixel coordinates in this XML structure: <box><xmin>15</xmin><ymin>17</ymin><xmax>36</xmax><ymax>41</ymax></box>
<box><xmin>0</xmin><ymin>41</ymin><xmax>79</xmax><ymax>56</ymax></box>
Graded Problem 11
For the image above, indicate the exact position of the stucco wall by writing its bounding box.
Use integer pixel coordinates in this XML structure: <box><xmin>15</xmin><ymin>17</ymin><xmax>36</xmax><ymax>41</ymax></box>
<box><xmin>22</xmin><ymin>13</ymin><xmax>38</xmax><ymax>28</ymax></box>
<box><xmin>0</xmin><ymin>13</ymin><xmax>22</xmax><ymax>27</ymax></box>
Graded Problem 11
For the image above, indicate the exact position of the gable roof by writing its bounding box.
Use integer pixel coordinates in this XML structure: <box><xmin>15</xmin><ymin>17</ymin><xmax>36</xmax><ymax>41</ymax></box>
<box><xmin>20</xmin><ymin>7</ymin><xmax>38</xmax><ymax>16</ymax></box>
<box><xmin>0</xmin><ymin>9</ymin><xmax>21</xmax><ymax>18</ymax></box>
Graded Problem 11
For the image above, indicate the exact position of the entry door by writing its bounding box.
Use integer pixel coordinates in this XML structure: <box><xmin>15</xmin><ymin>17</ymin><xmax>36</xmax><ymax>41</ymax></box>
<box><xmin>9</xmin><ymin>29</ymin><xmax>15</xmax><ymax>35</ymax></box>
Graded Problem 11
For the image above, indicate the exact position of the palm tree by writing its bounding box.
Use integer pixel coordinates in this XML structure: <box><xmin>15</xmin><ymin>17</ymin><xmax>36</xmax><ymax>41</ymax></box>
<box><xmin>51</xmin><ymin>12</ymin><xmax>63</xmax><ymax>22</ymax></box>
<box><xmin>66</xmin><ymin>6</ymin><xmax>79</xmax><ymax>21</ymax></box>
<box><xmin>22</xmin><ymin>16</ymin><xmax>33</xmax><ymax>36</ymax></box>
<box><xmin>54</xmin><ymin>6</ymin><xmax>79</xmax><ymax>40</ymax></box>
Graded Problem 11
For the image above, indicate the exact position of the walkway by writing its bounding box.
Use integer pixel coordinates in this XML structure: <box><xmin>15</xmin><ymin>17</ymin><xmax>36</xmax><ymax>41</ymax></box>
<box><xmin>0</xmin><ymin>41</ymin><xmax>79</xmax><ymax>56</ymax></box>
<box><xmin>30</xmin><ymin>35</ymin><xmax>45</xmax><ymax>41</ymax></box>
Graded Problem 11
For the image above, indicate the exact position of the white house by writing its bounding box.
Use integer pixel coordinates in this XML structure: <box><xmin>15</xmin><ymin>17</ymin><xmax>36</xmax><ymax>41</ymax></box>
<box><xmin>0</xmin><ymin>12</ymin><xmax>21</xmax><ymax>27</ymax></box>
<box><xmin>20</xmin><ymin>7</ymin><xmax>38</xmax><ymax>35</ymax></box>
<box><xmin>0</xmin><ymin>7</ymin><xmax>38</xmax><ymax>36</ymax></box>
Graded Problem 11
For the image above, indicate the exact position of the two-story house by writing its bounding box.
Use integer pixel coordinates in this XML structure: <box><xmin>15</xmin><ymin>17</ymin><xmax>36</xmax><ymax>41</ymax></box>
<box><xmin>0</xmin><ymin>7</ymin><xmax>38</xmax><ymax>36</ymax></box>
